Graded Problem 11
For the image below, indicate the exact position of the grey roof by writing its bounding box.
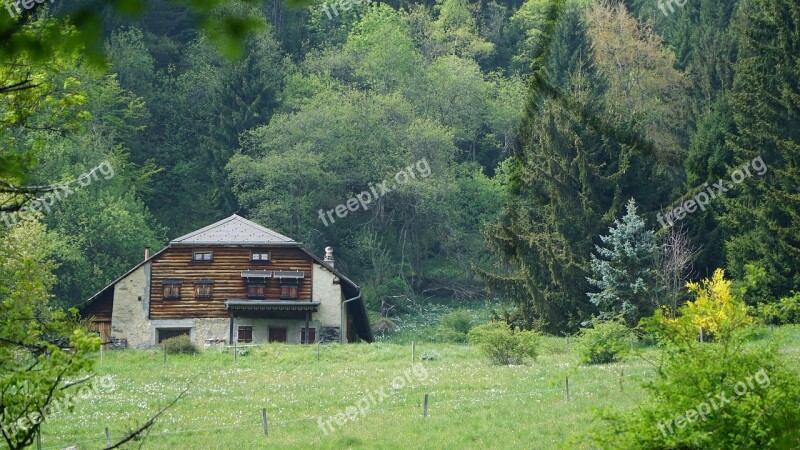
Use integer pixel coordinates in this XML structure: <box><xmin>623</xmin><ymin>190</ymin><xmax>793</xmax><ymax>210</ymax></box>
<box><xmin>170</xmin><ymin>214</ymin><xmax>296</xmax><ymax>245</ymax></box>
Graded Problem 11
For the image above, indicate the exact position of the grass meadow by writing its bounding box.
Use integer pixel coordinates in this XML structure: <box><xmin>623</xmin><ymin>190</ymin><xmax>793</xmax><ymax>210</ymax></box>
<box><xmin>35</xmin><ymin>326</ymin><xmax>800</xmax><ymax>449</ymax></box>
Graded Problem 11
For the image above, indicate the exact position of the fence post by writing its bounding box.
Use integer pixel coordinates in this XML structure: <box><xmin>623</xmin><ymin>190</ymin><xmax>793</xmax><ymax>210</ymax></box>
<box><xmin>411</xmin><ymin>341</ymin><xmax>416</xmax><ymax>363</ymax></box>
<box><xmin>162</xmin><ymin>345</ymin><xmax>166</xmax><ymax>367</ymax></box>
<box><xmin>619</xmin><ymin>369</ymin><xmax>624</xmax><ymax>392</ymax></box>
<box><xmin>423</xmin><ymin>394</ymin><xmax>428</xmax><ymax>417</ymax></box>
<box><xmin>105</xmin><ymin>427</ymin><xmax>111</xmax><ymax>448</ymax></box>
<box><xmin>565</xmin><ymin>376</ymin><xmax>570</xmax><ymax>402</ymax></box>
<box><xmin>234</xmin><ymin>340</ymin><xmax>238</xmax><ymax>364</ymax></box>
<box><xmin>262</xmin><ymin>408</ymin><xmax>268</xmax><ymax>437</ymax></box>
<box><xmin>565</xmin><ymin>336</ymin><xmax>570</xmax><ymax>352</ymax></box>
<box><xmin>317</xmin><ymin>342</ymin><xmax>320</xmax><ymax>362</ymax></box>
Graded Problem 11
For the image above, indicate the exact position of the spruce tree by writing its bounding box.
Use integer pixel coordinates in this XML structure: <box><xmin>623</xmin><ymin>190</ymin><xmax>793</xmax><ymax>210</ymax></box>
<box><xmin>723</xmin><ymin>0</ymin><xmax>800</xmax><ymax>303</ymax></box>
<box><xmin>587</xmin><ymin>199</ymin><xmax>661</xmax><ymax>326</ymax></box>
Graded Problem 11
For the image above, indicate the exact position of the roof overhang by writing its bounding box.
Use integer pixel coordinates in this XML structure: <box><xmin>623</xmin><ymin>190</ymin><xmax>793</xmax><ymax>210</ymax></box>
<box><xmin>225</xmin><ymin>299</ymin><xmax>320</xmax><ymax>311</ymax></box>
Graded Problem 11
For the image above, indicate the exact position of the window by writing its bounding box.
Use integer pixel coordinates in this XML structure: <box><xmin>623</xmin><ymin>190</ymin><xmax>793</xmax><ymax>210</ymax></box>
<box><xmin>250</xmin><ymin>251</ymin><xmax>270</xmax><ymax>262</ymax></box>
<box><xmin>157</xmin><ymin>329</ymin><xmax>189</xmax><ymax>343</ymax></box>
<box><xmin>194</xmin><ymin>280</ymin><xmax>214</xmax><ymax>299</ymax></box>
<box><xmin>300</xmin><ymin>328</ymin><xmax>316</xmax><ymax>344</ymax></box>
<box><xmin>280</xmin><ymin>285</ymin><xmax>298</xmax><ymax>300</ymax></box>
<box><xmin>193</xmin><ymin>251</ymin><xmax>213</xmax><ymax>262</ymax></box>
<box><xmin>268</xmin><ymin>327</ymin><xmax>287</xmax><ymax>343</ymax></box>
<box><xmin>163</xmin><ymin>279</ymin><xmax>182</xmax><ymax>300</ymax></box>
<box><xmin>247</xmin><ymin>283</ymin><xmax>266</xmax><ymax>299</ymax></box>
<box><xmin>237</xmin><ymin>326</ymin><xmax>253</xmax><ymax>343</ymax></box>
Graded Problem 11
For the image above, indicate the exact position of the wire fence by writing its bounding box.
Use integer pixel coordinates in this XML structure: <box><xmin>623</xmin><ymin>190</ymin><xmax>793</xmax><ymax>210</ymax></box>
<box><xmin>37</xmin><ymin>369</ymin><xmax>655</xmax><ymax>449</ymax></box>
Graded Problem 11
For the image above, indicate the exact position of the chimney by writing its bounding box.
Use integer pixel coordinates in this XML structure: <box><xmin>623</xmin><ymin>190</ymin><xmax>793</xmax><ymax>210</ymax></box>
<box><xmin>324</xmin><ymin>246</ymin><xmax>334</xmax><ymax>268</ymax></box>
<box><xmin>144</xmin><ymin>247</ymin><xmax>150</xmax><ymax>260</ymax></box>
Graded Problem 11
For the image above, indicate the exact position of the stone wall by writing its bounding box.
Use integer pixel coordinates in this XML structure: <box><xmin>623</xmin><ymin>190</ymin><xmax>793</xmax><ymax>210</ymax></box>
<box><xmin>194</xmin><ymin>318</ymin><xmax>230</xmax><ymax>344</ymax></box>
<box><xmin>312</xmin><ymin>263</ymin><xmax>346</xmax><ymax>336</ymax></box>
<box><xmin>110</xmin><ymin>264</ymin><xmax>152</xmax><ymax>349</ymax></box>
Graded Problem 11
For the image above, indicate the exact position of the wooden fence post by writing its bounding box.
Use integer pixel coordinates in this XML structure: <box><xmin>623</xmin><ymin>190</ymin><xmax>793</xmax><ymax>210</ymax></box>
<box><xmin>262</xmin><ymin>408</ymin><xmax>268</xmax><ymax>437</ymax></box>
<box><xmin>565</xmin><ymin>336</ymin><xmax>570</xmax><ymax>352</ymax></box>
<box><xmin>317</xmin><ymin>342</ymin><xmax>320</xmax><ymax>362</ymax></box>
<box><xmin>234</xmin><ymin>340</ymin><xmax>237</xmax><ymax>364</ymax></box>
<box><xmin>162</xmin><ymin>345</ymin><xmax>166</xmax><ymax>367</ymax></box>
<box><xmin>423</xmin><ymin>394</ymin><xmax>428</xmax><ymax>417</ymax></box>
<box><xmin>565</xmin><ymin>376</ymin><xmax>570</xmax><ymax>402</ymax></box>
<box><xmin>105</xmin><ymin>427</ymin><xmax>111</xmax><ymax>448</ymax></box>
<box><xmin>411</xmin><ymin>341</ymin><xmax>416</xmax><ymax>363</ymax></box>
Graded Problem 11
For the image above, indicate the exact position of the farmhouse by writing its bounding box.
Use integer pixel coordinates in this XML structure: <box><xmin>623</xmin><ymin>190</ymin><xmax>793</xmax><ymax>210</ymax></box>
<box><xmin>80</xmin><ymin>214</ymin><xmax>372</xmax><ymax>348</ymax></box>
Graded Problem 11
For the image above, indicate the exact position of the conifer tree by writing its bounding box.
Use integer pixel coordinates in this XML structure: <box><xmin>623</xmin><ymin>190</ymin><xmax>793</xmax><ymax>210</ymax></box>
<box><xmin>723</xmin><ymin>0</ymin><xmax>800</xmax><ymax>303</ymax></box>
<box><xmin>587</xmin><ymin>199</ymin><xmax>661</xmax><ymax>326</ymax></box>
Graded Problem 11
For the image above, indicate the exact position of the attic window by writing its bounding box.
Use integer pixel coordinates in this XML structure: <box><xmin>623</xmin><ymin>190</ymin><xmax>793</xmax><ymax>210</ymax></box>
<box><xmin>251</xmin><ymin>251</ymin><xmax>270</xmax><ymax>262</ymax></box>
<box><xmin>193</xmin><ymin>251</ymin><xmax>213</xmax><ymax>262</ymax></box>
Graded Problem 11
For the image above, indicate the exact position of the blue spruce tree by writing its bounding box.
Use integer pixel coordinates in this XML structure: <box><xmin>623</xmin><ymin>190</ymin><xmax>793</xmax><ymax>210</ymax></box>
<box><xmin>587</xmin><ymin>199</ymin><xmax>661</xmax><ymax>326</ymax></box>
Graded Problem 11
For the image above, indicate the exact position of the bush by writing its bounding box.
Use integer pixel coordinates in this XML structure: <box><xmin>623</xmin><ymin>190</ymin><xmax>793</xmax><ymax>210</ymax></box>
<box><xmin>583</xmin><ymin>269</ymin><xmax>800</xmax><ymax>449</ymax></box>
<box><xmin>576</xmin><ymin>318</ymin><xmax>630</xmax><ymax>365</ymax></box>
<box><xmin>438</xmin><ymin>310</ymin><xmax>475</xmax><ymax>343</ymax></box>
<box><xmin>755</xmin><ymin>293</ymin><xmax>800</xmax><ymax>326</ymax></box>
<box><xmin>467</xmin><ymin>322</ymin><xmax>539</xmax><ymax>365</ymax></box>
<box><xmin>420</xmin><ymin>349</ymin><xmax>440</xmax><ymax>361</ymax></box>
<box><xmin>371</xmin><ymin>317</ymin><xmax>397</xmax><ymax>338</ymax></box>
<box><xmin>161</xmin><ymin>335</ymin><xmax>198</xmax><ymax>355</ymax></box>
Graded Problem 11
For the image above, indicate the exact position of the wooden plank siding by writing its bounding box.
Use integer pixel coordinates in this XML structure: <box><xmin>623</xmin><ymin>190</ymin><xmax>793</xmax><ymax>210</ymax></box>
<box><xmin>149</xmin><ymin>246</ymin><xmax>313</xmax><ymax>319</ymax></box>
<box><xmin>82</xmin><ymin>289</ymin><xmax>113</xmax><ymax>321</ymax></box>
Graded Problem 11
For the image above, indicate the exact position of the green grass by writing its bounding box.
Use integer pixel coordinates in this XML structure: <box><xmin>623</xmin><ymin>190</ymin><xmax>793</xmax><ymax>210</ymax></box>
<box><xmin>35</xmin><ymin>326</ymin><xmax>800</xmax><ymax>449</ymax></box>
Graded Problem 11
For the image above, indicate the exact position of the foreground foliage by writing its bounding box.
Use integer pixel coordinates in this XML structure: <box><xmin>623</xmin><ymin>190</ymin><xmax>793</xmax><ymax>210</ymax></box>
<box><xmin>584</xmin><ymin>270</ymin><xmax>800</xmax><ymax>449</ymax></box>
<box><xmin>0</xmin><ymin>221</ymin><xmax>99</xmax><ymax>450</ymax></box>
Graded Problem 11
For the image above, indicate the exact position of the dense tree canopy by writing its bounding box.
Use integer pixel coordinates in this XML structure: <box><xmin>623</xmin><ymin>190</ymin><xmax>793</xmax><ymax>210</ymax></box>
<box><xmin>1</xmin><ymin>0</ymin><xmax>798</xmax><ymax>332</ymax></box>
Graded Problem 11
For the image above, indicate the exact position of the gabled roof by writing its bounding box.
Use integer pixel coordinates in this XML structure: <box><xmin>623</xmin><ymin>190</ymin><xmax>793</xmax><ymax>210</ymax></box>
<box><xmin>79</xmin><ymin>214</ymin><xmax>373</xmax><ymax>342</ymax></box>
<box><xmin>170</xmin><ymin>214</ymin><xmax>296</xmax><ymax>245</ymax></box>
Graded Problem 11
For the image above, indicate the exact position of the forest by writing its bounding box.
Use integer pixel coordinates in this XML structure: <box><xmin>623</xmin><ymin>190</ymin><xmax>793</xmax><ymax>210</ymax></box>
<box><xmin>3</xmin><ymin>0</ymin><xmax>798</xmax><ymax>330</ymax></box>
<box><xmin>1</xmin><ymin>0</ymin><xmax>800</xmax><ymax>447</ymax></box>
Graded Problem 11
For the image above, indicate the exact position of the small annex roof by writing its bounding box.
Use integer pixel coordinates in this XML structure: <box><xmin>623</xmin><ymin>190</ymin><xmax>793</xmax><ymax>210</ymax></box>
<box><xmin>170</xmin><ymin>214</ymin><xmax>296</xmax><ymax>246</ymax></box>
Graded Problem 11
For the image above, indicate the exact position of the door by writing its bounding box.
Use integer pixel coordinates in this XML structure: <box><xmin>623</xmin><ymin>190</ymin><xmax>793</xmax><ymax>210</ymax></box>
<box><xmin>268</xmin><ymin>327</ymin><xmax>287</xmax><ymax>343</ymax></box>
<box><xmin>97</xmin><ymin>321</ymin><xmax>111</xmax><ymax>350</ymax></box>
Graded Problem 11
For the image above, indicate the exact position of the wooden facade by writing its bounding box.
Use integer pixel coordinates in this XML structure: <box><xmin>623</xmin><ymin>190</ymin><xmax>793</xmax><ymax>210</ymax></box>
<box><xmin>150</xmin><ymin>246</ymin><xmax>314</xmax><ymax>319</ymax></box>
<box><xmin>78</xmin><ymin>214</ymin><xmax>374</xmax><ymax>346</ymax></box>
